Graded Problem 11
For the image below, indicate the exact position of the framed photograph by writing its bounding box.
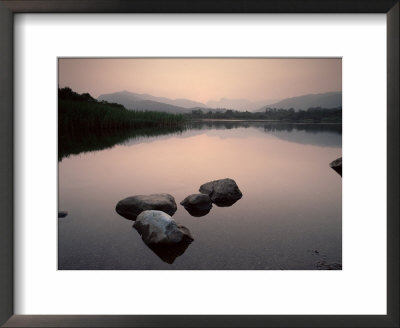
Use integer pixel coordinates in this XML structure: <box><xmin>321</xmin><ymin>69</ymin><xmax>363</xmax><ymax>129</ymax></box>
<box><xmin>58</xmin><ymin>57</ymin><xmax>343</xmax><ymax>271</ymax></box>
<box><xmin>0</xmin><ymin>1</ymin><xmax>398</xmax><ymax>327</ymax></box>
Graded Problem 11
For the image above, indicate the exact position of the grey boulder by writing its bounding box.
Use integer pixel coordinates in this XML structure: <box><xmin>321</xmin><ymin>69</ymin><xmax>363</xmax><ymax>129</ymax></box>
<box><xmin>181</xmin><ymin>194</ymin><xmax>212</xmax><ymax>217</ymax></box>
<box><xmin>116</xmin><ymin>193</ymin><xmax>177</xmax><ymax>220</ymax></box>
<box><xmin>133</xmin><ymin>210</ymin><xmax>193</xmax><ymax>245</ymax></box>
<box><xmin>330</xmin><ymin>157</ymin><xmax>342</xmax><ymax>176</ymax></box>
<box><xmin>180</xmin><ymin>194</ymin><xmax>212</xmax><ymax>210</ymax></box>
<box><xmin>180</xmin><ymin>193</ymin><xmax>213</xmax><ymax>217</ymax></box>
<box><xmin>199</xmin><ymin>178</ymin><xmax>242</xmax><ymax>207</ymax></box>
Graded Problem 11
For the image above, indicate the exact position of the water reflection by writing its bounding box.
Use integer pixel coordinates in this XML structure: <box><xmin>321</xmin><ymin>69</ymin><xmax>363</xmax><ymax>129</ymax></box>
<box><xmin>182</xmin><ymin>196</ymin><xmax>241</xmax><ymax>217</ymax></box>
<box><xmin>212</xmin><ymin>197</ymin><xmax>242</xmax><ymax>207</ymax></box>
<box><xmin>134</xmin><ymin>229</ymin><xmax>193</xmax><ymax>264</ymax></box>
<box><xmin>58</xmin><ymin>120</ymin><xmax>342</xmax><ymax>270</ymax></box>
<box><xmin>189</xmin><ymin>121</ymin><xmax>342</xmax><ymax>135</ymax></box>
<box><xmin>59</xmin><ymin>121</ymin><xmax>342</xmax><ymax>161</ymax></box>
<box><xmin>182</xmin><ymin>206</ymin><xmax>212</xmax><ymax>217</ymax></box>
<box><xmin>58</xmin><ymin>126</ymin><xmax>186</xmax><ymax>161</ymax></box>
<box><xmin>189</xmin><ymin>121</ymin><xmax>341</xmax><ymax>148</ymax></box>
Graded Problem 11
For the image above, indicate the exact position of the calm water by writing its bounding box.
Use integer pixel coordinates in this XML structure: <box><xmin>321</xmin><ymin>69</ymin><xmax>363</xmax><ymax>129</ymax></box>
<box><xmin>58</xmin><ymin>122</ymin><xmax>342</xmax><ymax>270</ymax></box>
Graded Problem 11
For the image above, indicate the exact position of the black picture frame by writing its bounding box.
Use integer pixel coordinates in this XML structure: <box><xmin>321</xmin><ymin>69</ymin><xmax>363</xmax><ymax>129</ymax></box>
<box><xmin>0</xmin><ymin>1</ymin><xmax>398</xmax><ymax>327</ymax></box>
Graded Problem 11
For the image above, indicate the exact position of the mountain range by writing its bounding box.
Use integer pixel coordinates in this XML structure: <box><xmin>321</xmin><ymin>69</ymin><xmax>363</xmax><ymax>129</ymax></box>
<box><xmin>97</xmin><ymin>90</ymin><xmax>342</xmax><ymax>113</ymax></box>
<box><xmin>98</xmin><ymin>91</ymin><xmax>202</xmax><ymax>113</ymax></box>
<box><xmin>261</xmin><ymin>91</ymin><xmax>342</xmax><ymax>111</ymax></box>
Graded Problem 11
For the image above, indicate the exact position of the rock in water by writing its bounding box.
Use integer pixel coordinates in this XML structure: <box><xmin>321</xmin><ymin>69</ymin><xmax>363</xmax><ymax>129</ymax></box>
<box><xmin>199</xmin><ymin>178</ymin><xmax>242</xmax><ymax>207</ymax></box>
<box><xmin>133</xmin><ymin>210</ymin><xmax>193</xmax><ymax>245</ymax></box>
<box><xmin>180</xmin><ymin>194</ymin><xmax>213</xmax><ymax>217</ymax></box>
<box><xmin>115</xmin><ymin>193</ymin><xmax>177</xmax><ymax>220</ymax></box>
<box><xmin>181</xmin><ymin>194</ymin><xmax>212</xmax><ymax>210</ymax></box>
<box><xmin>58</xmin><ymin>211</ymin><xmax>68</xmax><ymax>218</ymax></box>
<box><xmin>330</xmin><ymin>157</ymin><xmax>342</xmax><ymax>176</ymax></box>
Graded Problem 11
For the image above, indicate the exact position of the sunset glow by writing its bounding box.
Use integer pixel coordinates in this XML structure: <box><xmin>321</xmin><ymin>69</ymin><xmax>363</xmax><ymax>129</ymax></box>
<box><xmin>59</xmin><ymin>58</ymin><xmax>341</xmax><ymax>103</ymax></box>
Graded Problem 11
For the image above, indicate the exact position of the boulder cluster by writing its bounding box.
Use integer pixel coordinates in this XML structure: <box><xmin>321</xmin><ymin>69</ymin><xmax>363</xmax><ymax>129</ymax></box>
<box><xmin>115</xmin><ymin>178</ymin><xmax>243</xmax><ymax>263</ymax></box>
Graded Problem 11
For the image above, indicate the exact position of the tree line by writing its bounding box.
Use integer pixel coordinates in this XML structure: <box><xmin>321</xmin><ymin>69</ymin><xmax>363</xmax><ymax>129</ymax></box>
<box><xmin>187</xmin><ymin>106</ymin><xmax>342</xmax><ymax>123</ymax></box>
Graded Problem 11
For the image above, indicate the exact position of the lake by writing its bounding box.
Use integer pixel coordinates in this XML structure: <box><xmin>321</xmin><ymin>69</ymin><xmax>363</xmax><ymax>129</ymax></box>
<box><xmin>58</xmin><ymin>121</ymin><xmax>342</xmax><ymax>270</ymax></box>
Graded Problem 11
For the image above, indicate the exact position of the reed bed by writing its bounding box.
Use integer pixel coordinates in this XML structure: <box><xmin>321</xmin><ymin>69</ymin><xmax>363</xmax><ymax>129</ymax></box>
<box><xmin>58</xmin><ymin>87</ymin><xmax>186</xmax><ymax>134</ymax></box>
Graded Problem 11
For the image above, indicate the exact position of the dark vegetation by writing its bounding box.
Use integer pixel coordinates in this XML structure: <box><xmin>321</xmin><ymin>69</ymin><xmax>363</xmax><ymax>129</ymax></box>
<box><xmin>188</xmin><ymin>106</ymin><xmax>342</xmax><ymax>123</ymax></box>
<box><xmin>59</xmin><ymin>87</ymin><xmax>185</xmax><ymax>134</ymax></box>
<box><xmin>58</xmin><ymin>87</ymin><xmax>187</xmax><ymax>161</ymax></box>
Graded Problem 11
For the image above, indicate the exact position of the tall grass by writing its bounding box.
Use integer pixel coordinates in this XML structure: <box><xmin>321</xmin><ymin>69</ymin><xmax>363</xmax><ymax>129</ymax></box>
<box><xmin>58</xmin><ymin>87</ymin><xmax>186</xmax><ymax>134</ymax></box>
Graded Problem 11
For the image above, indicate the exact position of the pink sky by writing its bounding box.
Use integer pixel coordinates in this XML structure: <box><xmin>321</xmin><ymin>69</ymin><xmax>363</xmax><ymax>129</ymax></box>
<box><xmin>58</xmin><ymin>58</ymin><xmax>341</xmax><ymax>103</ymax></box>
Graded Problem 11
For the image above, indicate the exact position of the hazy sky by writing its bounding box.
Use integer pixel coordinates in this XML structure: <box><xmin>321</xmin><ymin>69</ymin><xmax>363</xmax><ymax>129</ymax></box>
<box><xmin>58</xmin><ymin>58</ymin><xmax>341</xmax><ymax>103</ymax></box>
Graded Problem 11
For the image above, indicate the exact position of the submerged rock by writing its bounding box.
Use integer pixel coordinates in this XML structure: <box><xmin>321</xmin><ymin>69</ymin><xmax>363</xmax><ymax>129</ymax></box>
<box><xmin>180</xmin><ymin>194</ymin><xmax>212</xmax><ymax>217</ymax></box>
<box><xmin>330</xmin><ymin>157</ymin><xmax>342</xmax><ymax>176</ymax></box>
<box><xmin>133</xmin><ymin>210</ymin><xmax>193</xmax><ymax>245</ymax></box>
<box><xmin>58</xmin><ymin>211</ymin><xmax>68</xmax><ymax>218</ymax></box>
<box><xmin>115</xmin><ymin>193</ymin><xmax>177</xmax><ymax>220</ymax></box>
<box><xmin>199</xmin><ymin>178</ymin><xmax>242</xmax><ymax>207</ymax></box>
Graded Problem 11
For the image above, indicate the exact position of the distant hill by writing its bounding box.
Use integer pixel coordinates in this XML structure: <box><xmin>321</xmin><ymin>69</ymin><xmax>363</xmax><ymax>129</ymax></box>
<box><xmin>260</xmin><ymin>92</ymin><xmax>342</xmax><ymax>111</ymax></box>
<box><xmin>138</xmin><ymin>93</ymin><xmax>206</xmax><ymax>109</ymax></box>
<box><xmin>207</xmin><ymin>98</ymin><xmax>278</xmax><ymax>111</ymax></box>
<box><xmin>98</xmin><ymin>90</ymin><xmax>342</xmax><ymax>114</ymax></box>
<box><xmin>98</xmin><ymin>91</ymin><xmax>204</xmax><ymax>113</ymax></box>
